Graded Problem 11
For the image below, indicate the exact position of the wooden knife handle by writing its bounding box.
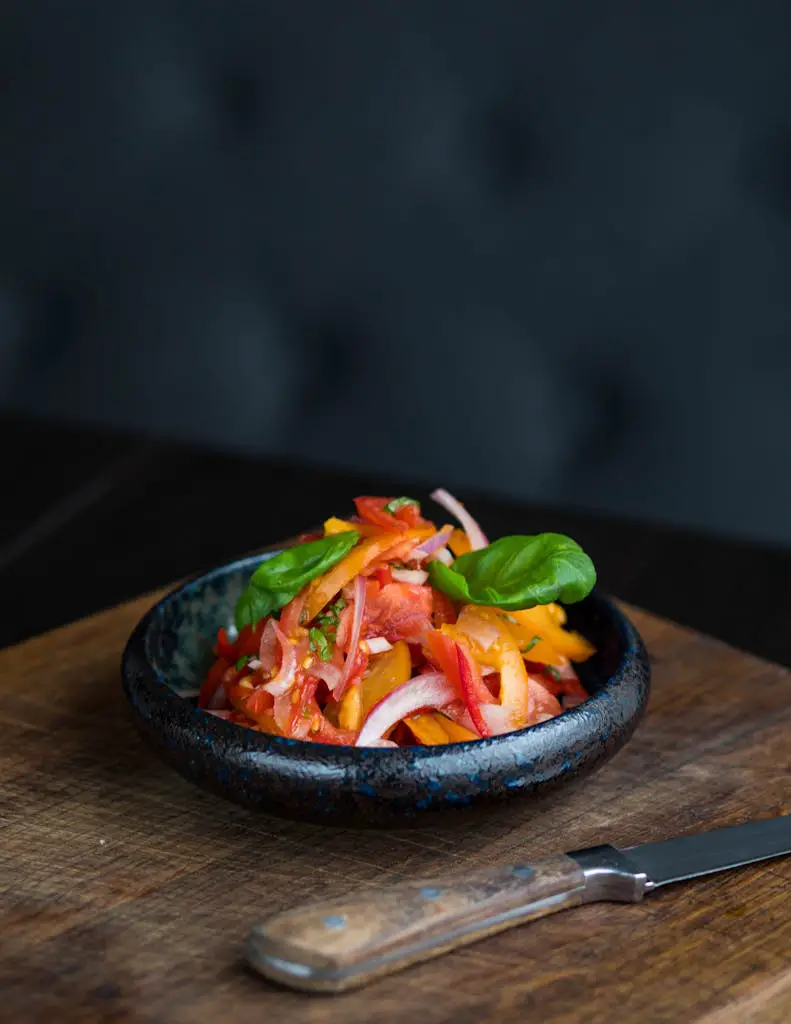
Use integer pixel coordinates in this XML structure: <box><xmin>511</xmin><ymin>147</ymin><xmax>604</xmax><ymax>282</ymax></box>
<box><xmin>246</xmin><ymin>855</ymin><xmax>586</xmax><ymax>993</ymax></box>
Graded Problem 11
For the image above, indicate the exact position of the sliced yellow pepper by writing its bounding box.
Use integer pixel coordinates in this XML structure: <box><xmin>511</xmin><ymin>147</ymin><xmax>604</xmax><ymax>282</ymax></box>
<box><xmin>504</xmin><ymin>604</ymin><xmax>595</xmax><ymax>663</ymax></box>
<box><xmin>338</xmin><ymin>681</ymin><xmax>363</xmax><ymax>731</ymax></box>
<box><xmin>324</xmin><ymin>517</ymin><xmax>357</xmax><ymax>536</ymax></box>
<box><xmin>406</xmin><ymin>712</ymin><xmax>479</xmax><ymax>745</ymax></box>
<box><xmin>404</xmin><ymin>712</ymin><xmax>448</xmax><ymax>745</ymax></box>
<box><xmin>361</xmin><ymin>641</ymin><xmax>411</xmax><ymax>716</ymax></box>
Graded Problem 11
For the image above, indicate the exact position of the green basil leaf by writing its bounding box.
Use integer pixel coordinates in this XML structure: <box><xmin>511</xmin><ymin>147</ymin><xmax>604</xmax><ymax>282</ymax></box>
<box><xmin>309</xmin><ymin>627</ymin><xmax>334</xmax><ymax>662</ymax></box>
<box><xmin>235</xmin><ymin>587</ymin><xmax>278</xmax><ymax>631</ymax></box>
<box><xmin>384</xmin><ymin>496</ymin><xmax>420</xmax><ymax>515</ymax></box>
<box><xmin>428</xmin><ymin>533</ymin><xmax>596</xmax><ymax>611</ymax></box>
<box><xmin>235</xmin><ymin>530</ymin><xmax>360</xmax><ymax>630</ymax></box>
<box><xmin>235</xmin><ymin>655</ymin><xmax>252</xmax><ymax>671</ymax></box>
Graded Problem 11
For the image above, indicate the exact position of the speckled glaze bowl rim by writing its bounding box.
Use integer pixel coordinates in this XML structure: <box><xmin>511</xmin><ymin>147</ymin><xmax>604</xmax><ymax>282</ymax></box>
<box><xmin>122</xmin><ymin>551</ymin><xmax>647</xmax><ymax>763</ymax></box>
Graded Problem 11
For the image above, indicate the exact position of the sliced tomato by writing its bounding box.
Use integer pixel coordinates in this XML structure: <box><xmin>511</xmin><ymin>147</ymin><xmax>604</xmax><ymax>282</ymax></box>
<box><xmin>392</xmin><ymin>502</ymin><xmax>432</xmax><ymax>529</ymax></box>
<box><xmin>279</xmin><ymin>593</ymin><xmax>306</xmax><ymax>636</ymax></box>
<box><xmin>528</xmin><ymin>675</ymin><xmax>563</xmax><ymax>721</ymax></box>
<box><xmin>431</xmin><ymin>589</ymin><xmax>457</xmax><ymax>628</ymax></box>
<box><xmin>354</xmin><ymin>496</ymin><xmax>409</xmax><ymax>532</ymax></box>
<box><xmin>311</xmin><ymin>718</ymin><xmax>358</xmax><ymax>745</ymax></box>
<box><xmin>364</xmin><ymin>582</ymin><xmax>433</xmax><ymax>643</ymax></box>
<box><xmin>524</xmin><ymin>661</ymin><xmax>588</xmax><ymax>701</ymax></box>
<box><xmin>245</xmin><ymin>685</ymin><xmax>275</xmax><ymax>720</ymax></box>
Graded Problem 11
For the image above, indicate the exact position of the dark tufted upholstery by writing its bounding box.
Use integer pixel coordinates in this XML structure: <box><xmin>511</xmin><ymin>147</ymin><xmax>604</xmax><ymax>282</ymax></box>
<box><xmin>1</xmin><ymin>2</ymin><xmax>790</xmax><ymax>542</ymax></box>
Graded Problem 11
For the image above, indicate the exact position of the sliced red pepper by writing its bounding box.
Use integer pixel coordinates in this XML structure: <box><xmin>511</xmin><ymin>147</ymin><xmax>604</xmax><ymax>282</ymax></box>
<box><xmin>375</xmin><ymin>565</ymin><xmax>394</xmax><ymax>588</ymax></box>
<box><xmin>456</xmin><ymin>642</ymin><xmax>493</xmax><ymax>738</ymax></box>
<box><xmin>424</xmin><ymin>629</ymin><xmax>491</xmax><ymax>737</ymax></box>
<box><xmin>198</xmin><ymin>657</ymin><xmax>230</xmax><ymax>708</ymax></box>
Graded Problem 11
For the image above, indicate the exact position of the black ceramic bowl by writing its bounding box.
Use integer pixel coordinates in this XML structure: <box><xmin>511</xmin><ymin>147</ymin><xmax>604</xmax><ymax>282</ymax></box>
<box><xmin>122</xmin><ymin>550</ymin><xmax>650</xmax><ymax>828</ymax></box>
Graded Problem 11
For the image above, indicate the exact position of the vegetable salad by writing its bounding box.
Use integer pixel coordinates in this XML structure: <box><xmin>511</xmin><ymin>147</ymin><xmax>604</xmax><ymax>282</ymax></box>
<box><xmin>198</xmin><ymin>490</ymin><xmax>597</xmax><ymax>747</ymax></box>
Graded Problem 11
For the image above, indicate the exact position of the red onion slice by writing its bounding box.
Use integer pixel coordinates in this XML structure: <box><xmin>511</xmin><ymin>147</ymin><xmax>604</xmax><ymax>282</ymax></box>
<box><xmin>258</xmin><ymin>619</ymin><xmax>279</xmax><ymax>672</ymax></box>
<box><xmin>262</xmin><ymin>622</ymin><xmax>297</xmax><ymax>696</ymax></box>
<box><xmin>356</xmin><ymin>672</ymin><xmax>457</xmax><ymax>746</ymax></box>
<box><xmin>409</xmin><ymin>525</ymin><xmax>453</xmax><ymax>562</ymax></box>
<box><xmin>205</xmin><ymin>708</ymin><xmax>232</xmax><ymax>719</ymax></box>
<box><xmin>390</xmin><ymin>568</ymin><xmax>429</xmax><ymax>585</ymax></box>
<box><xmin>478</xmin><ymin>703</ymin><xmax>515</xmax><ymax>736</ymax></box>
<box><xmin>308</xmin><ymin>660</ymin><xmax>343</xmax><ymax>691</ymax></box>
<box><xmin>430</xmin><ymin>488</ymin><xmax>489</xmax><ymax>550</ymax></box>
<box><xmin>336</xmin><ymin>575</ymin><xmax>366</xmax><ymax>698</ymax></box>
<box><xmin>432</xmin><ymin>547</ymin><xmax>453</xmax><ymax>566</ymax></box>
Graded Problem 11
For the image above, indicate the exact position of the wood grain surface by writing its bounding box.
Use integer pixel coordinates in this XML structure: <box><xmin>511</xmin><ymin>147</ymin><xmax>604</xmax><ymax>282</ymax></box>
<box><xmin>1</xmin><ymin>595</ymin><xmax>790</xmax><ymax>1023</ymax></box>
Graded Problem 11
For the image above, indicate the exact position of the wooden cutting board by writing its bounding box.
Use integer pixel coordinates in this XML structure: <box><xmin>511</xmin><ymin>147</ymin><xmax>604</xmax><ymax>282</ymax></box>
<box><xmin>1</xmin><ymin>595</ymin><xmax>790</xmax><ymax>1024</ymax></box>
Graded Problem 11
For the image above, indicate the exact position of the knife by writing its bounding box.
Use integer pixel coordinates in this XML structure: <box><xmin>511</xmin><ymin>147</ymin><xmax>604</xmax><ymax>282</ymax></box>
<box><xmin>245</xmin><ymin>815</ymin><xmax>791</xmax><ymax>994</ymax></box>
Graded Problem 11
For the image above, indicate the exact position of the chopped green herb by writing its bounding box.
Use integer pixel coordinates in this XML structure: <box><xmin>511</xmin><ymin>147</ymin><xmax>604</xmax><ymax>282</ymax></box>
<box><xmin>235</xmin><ymin>655</ymin><xmax>252</xmax><ymax>671</ymax></box>
<box><xmin>309</xmin><ymin>627</ymin><xmax>334</xmax><ymax>662</ymax></box>
<box><xmin>301</xmin><ymin>706</ymin><xmax>312</xmax><ymax>719</ymax></box>
<box><xmin>384</xmin><ymin>496</ymin><xmax>420</xmax><ymax>515</ymax></box>
<box><xmin>520</xmin><ymin>636</ymin><xmax>542</xmax><ymax>655</ymax></box>
<box><xmin>545</xmin><ymin>665</ymin><xmax>561</xmax><ymax>681</ymax></box>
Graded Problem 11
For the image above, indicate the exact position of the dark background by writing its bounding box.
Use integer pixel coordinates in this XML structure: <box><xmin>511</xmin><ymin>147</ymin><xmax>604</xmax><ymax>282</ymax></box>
<box><xmin>1</xmin><ymin>3</ymin><xmax>790</xmax><ymax>656</ymax></box>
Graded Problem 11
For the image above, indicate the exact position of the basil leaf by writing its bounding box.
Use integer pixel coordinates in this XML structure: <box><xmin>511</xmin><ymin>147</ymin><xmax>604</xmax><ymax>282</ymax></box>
<box><xmin>235</xmin><ymin>530</ymin><xmax>360</xmax><ymax>630</ymax></box>
<box><xmin>235</xmin><ymin>587</ymin><xmax>277</xmax><ymax>631</ymax></box>
<box><xmin>384</xmin><ymin>496</ymin><xmax>420</xmax><ymax>515</ymax></box>
<box><xmin>235</xmin><ymin>655</ymin><xmax>252</xmax><ymax>671</ymax></box>
<box><xmin>309</xmin><ymin>627</ymin><xmax>334</xmax><ymax>661</ymax></box>
<box><xmin>429</xmin><ymin>533</ymin><xmax>596</xmax><ymax>611</ymax></box>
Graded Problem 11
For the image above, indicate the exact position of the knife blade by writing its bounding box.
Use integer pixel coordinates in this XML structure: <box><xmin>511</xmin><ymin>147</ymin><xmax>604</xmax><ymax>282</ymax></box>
<box><xmin>246</xmin><ymin>815</ymin><xmax>791</xmax><ymax>993</ymax></box>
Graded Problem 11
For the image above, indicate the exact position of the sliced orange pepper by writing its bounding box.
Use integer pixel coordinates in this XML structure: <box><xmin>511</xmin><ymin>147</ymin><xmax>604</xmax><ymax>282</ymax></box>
<box><xmin>360</xmin><ymin>640</ymin><xmax>412</xmax><ymax>716</ymax></box>
<box><xmin>448</xmin><ymin>527</ymin><xmax>471</xmax><ymax>557</ymax></box>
